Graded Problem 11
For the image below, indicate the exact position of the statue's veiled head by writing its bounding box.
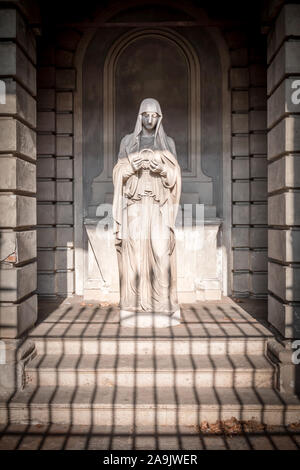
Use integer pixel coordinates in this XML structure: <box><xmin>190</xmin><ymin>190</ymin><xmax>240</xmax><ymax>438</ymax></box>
<box><xmin>138</xmin><ymin>98</ymin><xmax>162</xmax><ymax>132</ymax></box>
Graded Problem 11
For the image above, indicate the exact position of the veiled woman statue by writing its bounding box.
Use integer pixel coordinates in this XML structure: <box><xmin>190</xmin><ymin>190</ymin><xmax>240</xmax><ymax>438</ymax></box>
<box><xmin>112</xmin><ymin>98</ymin><xmax>181</xmax><ymax>327</ymax></box>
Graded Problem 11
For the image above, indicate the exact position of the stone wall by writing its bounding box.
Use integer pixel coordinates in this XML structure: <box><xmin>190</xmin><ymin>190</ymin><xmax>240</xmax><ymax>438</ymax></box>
<box><xmin>0</xmin><ymin>5</ymin><xmax>38</xmax><ymax>394</ymax></box>
<box><xmin>228</xmin><ymin>30</ymin><xmax>268</xmax><ymax>298</ymax></box>
<box><xmin>36</xmin><ymin>29</ymin><xmax>81</xmax><ymax>298</ymax></box>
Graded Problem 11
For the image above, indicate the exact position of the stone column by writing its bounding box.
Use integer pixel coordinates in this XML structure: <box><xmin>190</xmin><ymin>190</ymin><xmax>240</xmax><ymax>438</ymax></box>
<box><xmin>267</xmin><ymin>4</ymin><xmax>300</xmax><ymax>395</ymax></box>
<box><xmin>0</xmin><ymin>5</ymin><xmax>38</xmax><ymax>396</ymax></box>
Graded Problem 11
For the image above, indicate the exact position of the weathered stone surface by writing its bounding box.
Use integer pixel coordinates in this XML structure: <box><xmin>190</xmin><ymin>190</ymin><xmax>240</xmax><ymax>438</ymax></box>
<box><xmin>56</xmin><ymin>114</ymin><xmax>73</xmax><ymax>134</ymax></box>
<box><xmin>267</xmin><ymin>4</ymin><xmax>300</xmax><ymax>63</ymax></box>
<box><xmin>0</xmin><ymin>294</ymin><xmax>37</xmax><ymax>338</ymax></box>
<box><xmin>37</xmin><ymin>66</ymin><xmax>55</xmax><ymax>88</ymax></box>
<box><xmin>250</xmin><ymin>157</ymin><xmax>267</xmax><ymax>178</ymax></box>
<box><xmin>37</xmin><ymin>227</ymin><xmax>55</xmax><ymax>247</ymax></box>
<box><xmin>37</xmin><ymin>250</ymin><xmax>55</xmax><ymax>271</ymax></box>
<box><xmin>250</xmin><ymin>181</ymin><xmax>267</xmax><ymax>201</ymax></box>
<box><xmin>56</xmin><ymin>69</ymin><xmax>76</xmax><ymax>90</ymax></box>
<box><xmin>250</xmin><ymin>250</ymin><xmax>268</xmax><ymax>271</ymax></box>
<box><xmin>269</xmin><ymin>228</ymin><xmax>300</xmax><ymax>263</ymax></box>
<box><xmin>37</xmin><ymin>204</ymin><xmax>55</xmax><ymax>225</ymax></box>
<box><xmin>232</xmin><ymin>91</ymin><xmax>248</xmax><ymax>111</ymax></box>
<box><xmin>232</xmin><ymin>158</ymin><xmax>249</xmax><ymax>179</ymax></box>
<box><xmin>230</xmin><ymin>68</ymin><xmax>249</xmax><ymax>88</ymax></box>
<box><xmin>56</xmin><ymin>92</ymin><xmax>73</xmax><ymax>112</ymax></box>
<box><xmin>250</xmin><ymin>227</ymin><xmax>268</xmax><ymax>248</ymax></box>
<box><xmin>268</xmin><ymin>155</ymin><xmax>300</xmax><ymax>192</ymax></box>
<box><xmin>56</xmin><ymin>204</ymin><xmax>73</xmax><ymax>224</ymax></box>
<box><xmin>268</xmin><ymin>192</ymin><xmax>300</xmax><ymax>226</ymax></box>
<box><xmin>249</xmin><ymin>87</ymin><xmax>267</xmax><ymax>109</ymax></box>
<box><xmin>0</xmin><ymin>118</ymin><xmax>36</xmax><ymax>159</ymax></box>
<box><xmin>37</xmin><ymin>181</ymin><xmax>55</xmax><ymax>201</ymax></box>
<box><xmin>56</xmin><ymin>271</ymin><xmax>74</xmax><ymax>294</ymax></box>
<box><xmin>232</xmin><ymin>204</ymin><xmax>250</xmax><ymax>224</ymax></box>
<box><xmin>0</xmin><ymin>156</ymin><xmax>36</xmax><ymax>193</ymax></box>
<box><xmin>56</xmin><ymin>227</ymin><xmax>73</xmax><ymax>247</ymax></box>
<box><xmin>56</xmin><ymin>249</ymin><xmax>74</xmax><ymax>270</ymax></box>
<box><xmin>37</xmin><ymin>272</ymin><xmax>55</xmax><ymax>294</ymax></box>
<box><xmin>0</xmin><ymin>42</ymin><xmax>36</xmax><ymax>95</ymax></box>
<box><xmin>56</xmin><ymin>181</ymin><xmax>73</xmax><ymax>201</ymax></box>
<box><xmin>232</xmin><ymin>114</ymin><xmax>248</xmax><ymax>133</ymax></box>
<box><xmin>232</xmin><ymin>272</ymin><xmax>250</xmax><ymax>293</ymax></box>
<box><xmin>232</xmin><ymin>136</ymin><xmax>249</xmax><ymax>156</ymax></box>
<box><xmin>250</xmin><ymin>204</ymin><xmax>267</xmax><ymax>224</ymax></box>
<box><xmin>56</xmin><ymin>136</ymin><xmax>73</xmax><ymax>156</ymax></box>
<box><xmin>37</xmin><ymin>134</ymin><xmax>55</xmax><ymax>155</ymax></box>
<box><xmin>250</xmin><ymin>134</ymin><xmax>267</xmax><ymax>155</ymax></box>
<box><xmin>251</xmin><ymin>272</ymin><xmax>268</xmax><ymax>294</ymax></box>
<box><xmin>268</xmin><ymin>116</ymin><xmax>300</xmax><ymax>160</ymax></box>
<box><xmin>232</xmin><ymin>181</ymin><xmax>249</xmax><ymax>201</ymax></box>
<box><xmin>37</xmin><ymin>89</ymin><xmax>55</xmax><ymax>110</ymax></box>
<box><xmin>268</xmin><ymin>294</ymin><xmax>300</xmax><ymax>338</ymax></box>
<box><xmin>0</xmin><ymin>195</ymin><xmax>36</xmax><ymax>227</ymax></box>
<box><xmin>0</xmin><ymin>230</ymin><xmax>36</xmax><ymax>264</ymax></box>
<box><xmin>37</xmin><ymin>111</ymin><xmax>55</xmax><ymax>132</ymax></box>
<box><xmin>0</xmin><ymin>337</ymin><xmax>36</xmax><ymax>393</ymax></box>
<box><xmin>233</xmin><ymin>249</ymin><xmax>249</xmax><ymax>270</ymax></box>
<box><xmin>37</xmin><ymin>157</ymin><xmax>55</xmax><ymax>178</ymax></box>
<box><xmin>268</xmin><ymin>261</ymin><xmax>300</xmax><ymax>302</ymax></box>
<box><xmin>249</xmin><ymin>111</ymin><xmax>267</xmax><ymax>131</ymax></box>
<box><xmin>56</xmin><ymin>158</ymin><xmax>73</xmax><ymax>178</ymax></box>
<box><xmin>0</xmin><ymin>9</ymin><xmax>36</xmax><ymax>63</ymax></box>
<box><xmin>268</xmin><ymin>41</ymin><xmax>300</xmax><ymax>95</ymax></box>
<box><xmin>232</xmin><ymin>227</ymin><xmax>249</xmax><ymax>247</ymax></box>
<box><xmin>0</xmin><ymin>79</ymin><xmax>36</xmax><ymax>127</ymax></box>
<box><xmin>0</xmin><ymin>261</ymin><xmax>37</xmax><ymax>302</ymax></box>
<box><xmin>268</xmin><ymin>78</ymin><xmax>300</xmax><ymax>128</ymax></box>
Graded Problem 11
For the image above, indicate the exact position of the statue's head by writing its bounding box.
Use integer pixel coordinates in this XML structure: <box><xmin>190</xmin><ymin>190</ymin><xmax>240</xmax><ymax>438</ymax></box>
<box><xmin>138</xmin><ymin>98</ymin><xmax>162</xmax><ymax>132</ymax></box>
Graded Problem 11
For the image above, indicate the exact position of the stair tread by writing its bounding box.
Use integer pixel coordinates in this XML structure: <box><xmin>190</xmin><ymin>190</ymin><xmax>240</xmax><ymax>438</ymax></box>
<box><xmin>27</xmin><ymin>353</ymin><xmax>274</xmax><ymax>372</ymax></box>
<box><xmin>2</xmin><ymin>385</ymin><xmax>300</xmax><ymax>408</ymax></box>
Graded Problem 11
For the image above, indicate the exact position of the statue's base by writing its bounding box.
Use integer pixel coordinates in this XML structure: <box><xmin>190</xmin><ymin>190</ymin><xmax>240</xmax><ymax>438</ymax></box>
<box><xmin>120</xmin><ymin>309</ymin><xmax>181</xmax><ymax>328</ymax></box>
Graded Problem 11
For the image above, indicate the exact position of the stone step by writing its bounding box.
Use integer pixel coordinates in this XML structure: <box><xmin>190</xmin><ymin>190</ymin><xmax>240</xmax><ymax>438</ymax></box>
<box><xmin>32</xmin><ymin>336</ymin><xmax>270</xmax><ymax>356</ymax></box>
<box><xmin>26</xmin><ymin>354</ymin><xmax>275</xmax><ymax>388</ymax></box>
<box><xmin>1</xmin><ymin>385</ymin><xmax>300</xmax><ymax>426</ymax></box>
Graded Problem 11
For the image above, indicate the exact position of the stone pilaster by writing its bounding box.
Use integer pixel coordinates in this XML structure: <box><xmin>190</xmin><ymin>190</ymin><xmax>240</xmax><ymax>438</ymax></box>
<box><xmin>267</xmin><ymin>3</ymin><xmax>300</xmax><ymax>394</ymax></box>
<box><xmin>0</xmin><ymin>6</ymin><xmax>38</xmax><ymax>396</ymax></box>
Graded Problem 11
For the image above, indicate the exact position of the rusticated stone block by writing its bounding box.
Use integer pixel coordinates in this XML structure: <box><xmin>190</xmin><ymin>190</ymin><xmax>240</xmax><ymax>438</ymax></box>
<box><xmin>232</xmin><ymin>114</ymin><xmax>248</xmax><ymax>133</ymax></box>
<box><xmin>268</xmin><ymin>78</ymin><xmax>300</xmax><ymax>128</ymax></box>
<box><xmin>0</xmin><ymin>194</ymin><xmax>36</xmax><ymax>227</ymax></box>
<box><xmin>56</xmin><ymin>248</ymin><xmax>74</xmax><ymax>270</ymax></box>
<box><xmin>250</xmin><ymin>156</ymin><xmax>267</xmax><ymax>178</ymax></box>
<box><xmin>269</xmin><ymin>228</ymin><xmax>300</xmax><ymax>263</ymax></box>
<box><xmin>250</xmin><ymin>180</ymin><xmax>267</xmax><ymax>201</ymax></box>
<box><xmin>0</xmin><ymin>294</ymin><xmax>37</xmax><ymax>338</ymax></box>
<box><xmin>37</xmin><ymin>227</ymin><xmax>55</xmax><ymax>247</ymax></box>
<box><xmin>1</xmin><ymin>79</ymin><xmax>36</xmax><ymax>128</ymax></box>
<box><xmin>37</xmin><ymin>181</ymin><xmax>55</xmax><ymax>201</ymax></box>
<box><xmin>56</xmin><ymin>92</ymin><xmax>73</xmax><ymax>111</ymax></box>
<box><xmin>269</xmin><ymin>261</ymin><xmax>300</xmax><ymax>302</ymax></box>
<box><xmin>268</xmin><ymin>41</ymin><xmax>300</xmax><ymax>95</ymax></box>
<box><xmin>56</xmin><ymin>271</ymin><xmax>74</xmax><ymax>294</ymax></box>
<box><xmin>232</xmin><ymin>158</ymin><xmax>249</xmax><ymax>179</ymax></box>
<box><xmin>268</xmin><ymin>155</ymin><xmax>300</xmax><ymax>193</ymax></box>
<box><xmin>232</xmin><ymin>204</ymin><xmax>250</xmax><ymax>224</ymax></box>
<box><xmin>37</xmin><ymin>272</ymin><xmax>55</xmax><ymax>294</ymax></box>
<box><xmin>56</xmin><ymin>181</ymin><xmax>73</xmax><ymax>201</ymax></box>
<box><xmin>37</xmin><ymin>250</ymin><xmax>55</xmax><ymax>270</ymax></box>
<box><xmin>250</xmin><ymin>204</ymin><xmax>267</xmax><ymax>224</ymax></box>
<box><xmin>251</xmin><ymin>272</ymin><xmax>267</xmax><ymax>294</ymax></box>
<box><xmin>56</xmin><ymin>204</ymin><xmax>73</xmax><ymax>224</ymax></box>
<box><xmin>250</xmin><ymin>133</ymin><xmax>267</xmax><ymax>155</ymax></box>
<box><xmin>250</xmin><ymin>250</ymin><xmax>268</xmax><ymax>271</ymax></box>
<box><xmin>233</xmin><ymin>249</ymin><xmax>249</xmax><ymax>270</ymax></box>
<box><xmin>233</xmin><ymin>272</ymin><xmax>250</xmax><ymax>293</ymax></box>
<box><xmin>56</xmin><ymin>114</ymin><xmax>73</xmax><ymax>134</ymax></box>
<box><xmin>0</xmin><ymin>117</ymin><xmax>36</xmax><ymax>159</ymax></box>
<box><xmin>232</xmin><ymin>136</ymin><xmax>249</xmax><ymax>156</ymax></box>
<box><xmin>0</xmin><ymin>9</ymin><xmax>36</xmax><ymax>63</ymax></box>
<box><xmin>250</xmin><ymin>227</ymin><xmax>267</xmax><ymax>248</ymax></box>
<box><xmin>56</xmin><ymin>136</ymin><xmax>73</xmax><ymax>156</ymax></box>
<box><xmin>232</xmin><ymin>227</ymin><xmax>249</xmax><ymax>247</ymax></box>
<box><xmin>249</xmin><ymin>110</ymin><xmax>267</xmax><ymax>131</ymax></box>
<box><xmin>232</xmin><ymin>181</ymin><xmax>249</xmax><ymax>201</ymax></box>
<box><xmin>37</xmin><ymin>157</ymin><xmax>55</xmax><ymax>179</ymax></box>
<box><xmin>0</xmin><ymin>42</ymin><xmax>36</xmax><ymax>95</ymax></box>
<box><xmin>249</xmin><ymin>87</ymin><xmax>267</xmax><ymax>109</ymax></box>
<box><xmin>0</xmin><ymin>156</ymin><xmax>36</xmax><ymax>193</ymax></box>
<box><xmin>56</xmin><ymin>158</ymin><xmax>73</xmax><ymax>178</ymax></box>
<box><xmin>268</xmin><ymin>294</ymin><xmax>300</xmax><ymax>338</ymax></box>
<box><xmin>37</xmin><ymin>134</ymin><xmax>55</xmax><ymax>155</ymax></box>
<box><xmin>267</xmin><ymin>4</ymin><xmax>300</xmax><ymax>63</ymax></box>
<box><xmin>269</xmin><ymin>192</ymin><xmax>300</xmax><ymax>226</ymax></box>
<box><xmin>0</xmin><ymin>261</ymin><xmax>37</xmax><ymax>302</ymax></box>
<box><xmin>37</xmin><ymin>89</ymin><xmax>55</xmax><ymax>110</ymax></box>
<box><xmin>56</xmin><ymin>227</ymin><xmax>73</xmax><ymax>247</ymax></box>
<box><xmin>37</xmin><ymin>204</ymin><xmax>55</xmax><ymax>224</ymax></box>
<box><xmin>0</xmin><ymin>230</ymin><xmax>36</xmax><ymax>264</ymax></box>
<box><xmin>232</xmin><ymin>91</ymin><xmax>248</xmax><ymax>112</ymax></box>
<box><xmin>37</xmin><ymin>111</ymin><xmax>55</xmax><ymax>132</ymax></box>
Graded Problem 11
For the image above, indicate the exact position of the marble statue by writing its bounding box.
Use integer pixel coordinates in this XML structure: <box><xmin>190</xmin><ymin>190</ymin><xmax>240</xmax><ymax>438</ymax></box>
<box><xmin>112</xmin><ymin>98</ymin><xmax>182</xmax><ymax>327</ymax></box>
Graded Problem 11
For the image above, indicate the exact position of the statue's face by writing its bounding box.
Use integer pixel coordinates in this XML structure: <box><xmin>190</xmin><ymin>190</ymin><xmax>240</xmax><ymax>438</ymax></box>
<box><xmin>141</xmin><ymin>112</ymin><xmax>159</xmax><ymax>131</ymax></box>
